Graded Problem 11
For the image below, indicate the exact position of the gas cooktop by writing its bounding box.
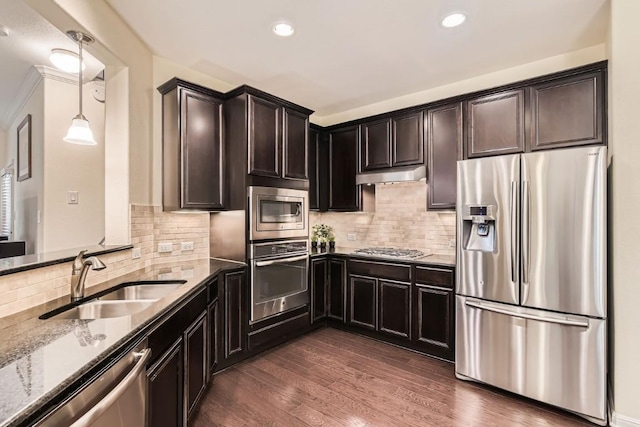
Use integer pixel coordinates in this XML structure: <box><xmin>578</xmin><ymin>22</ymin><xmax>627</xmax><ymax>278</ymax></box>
<box><xmin>352</xmin><ymin>247</ymin><xmax>429</xmax><ymax>259</ymax></box>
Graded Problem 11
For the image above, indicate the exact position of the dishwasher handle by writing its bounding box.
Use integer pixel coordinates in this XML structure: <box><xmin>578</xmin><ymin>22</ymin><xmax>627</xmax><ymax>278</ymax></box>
<box><xmin>71</xmin><ymin>348</ymin><xmax>151</xmax><ymax>427</ymax></box>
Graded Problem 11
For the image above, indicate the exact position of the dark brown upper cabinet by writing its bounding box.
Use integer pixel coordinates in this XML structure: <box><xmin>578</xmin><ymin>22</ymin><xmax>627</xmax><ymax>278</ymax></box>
<box><xmin>248</xmin><ymin>95</ymin><xmax>281</xmax><ymax>178</ymax></box>
<box><xmin>283</xmin><ymin>108</ymin><xmax>309</xmax><ymax>179</ymax></box>
<box><xmin>427</xmin><ymin>102</ymin><xmax>462</xmax><ymax>210</ymax></box>
<box><xmin>328</xmin><ymin>125</ymin><xmax>361</xmax><ymax>211</ymax></box>
<box><xmin>309</xmin><ymin>128</ymin><xmax>320</xmax><ymax>210</ymax></box>
<box><xmin>530</xmin><ymin>70</ymin><xmax>604</xmax><ymax>151</ymax></box>
<box><xmin>392</xmin><ymin>111</ymin><xmax>424</xmax><ymax>167</ymax></box>
<box><xmin>466</xmin><ymin>88</ymin><xmax>526</xmax><ymax>158</ymax></box>
<box><xmin>158</xmin><ymin>79</ymin><xmax>225</xmax><ymax>211</ymax></box>
<box><xmin>361</xmin><ymin>119</ymin><xmax>392</xmax><ymax>170</ymax></box>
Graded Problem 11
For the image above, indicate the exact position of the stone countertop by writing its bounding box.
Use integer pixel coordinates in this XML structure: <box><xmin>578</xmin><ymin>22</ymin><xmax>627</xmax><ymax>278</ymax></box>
<box><xmin>310</xmin><ymin>246</ymin><xmax>456</xmax><ymax>267</ymax></box>
<box><xmin>0</xmin><ymin>258</ymin><xmax>245</xmax><ymax>427</ymax></box>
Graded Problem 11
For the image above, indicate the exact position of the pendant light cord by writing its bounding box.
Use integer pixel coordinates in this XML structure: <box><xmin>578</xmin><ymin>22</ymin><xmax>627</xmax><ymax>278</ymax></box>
<box><xmin>77</xmin><ymin>31</ymin><xmax>83</xmax><ymax>119</ymax></box>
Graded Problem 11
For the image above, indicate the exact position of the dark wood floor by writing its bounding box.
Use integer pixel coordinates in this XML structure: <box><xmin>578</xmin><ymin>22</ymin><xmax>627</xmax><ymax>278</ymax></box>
<box><xmin>191</xmin><ymin>328</ymin><xmax>592</xmax><ymax>427</ymax></box>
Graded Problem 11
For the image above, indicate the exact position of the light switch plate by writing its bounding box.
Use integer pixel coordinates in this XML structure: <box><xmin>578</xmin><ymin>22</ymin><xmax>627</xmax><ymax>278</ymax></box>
<box><xmin>181</xmin><ymin>242</ymin><xmax>194</xmax><ymax>251</ymax></box>
<box><xmin>181</xmin><ymin>268</ymin><xmax>194</xmax><ymax>279</ymax></box>
<box><xmin>131</xmin><ymin>247</ymin><xmax>141</xmax><ymax>259</ymax></box>
<box><xmin>158</xmin><ymin>242</ymin><xmax>173</xmax><ymax>253</ymax></box>
<box><xmin>449</xmin><ymin>239</ymin><xmax>456</xmax><ymax>247</ymax></box>
<box><xmin>347</xmin><ymin>233</ymin><xmax>357</xmax><ymax>241</ymax></box>
<box><xmin>158</xmin><ymin>272</ymin><xmax>174</xmax><ymax>280</ymax></box>
<box><xmin>67</xmin><ymin>191</ymin><xmax>79</xmax><ymax>204</ymax></box>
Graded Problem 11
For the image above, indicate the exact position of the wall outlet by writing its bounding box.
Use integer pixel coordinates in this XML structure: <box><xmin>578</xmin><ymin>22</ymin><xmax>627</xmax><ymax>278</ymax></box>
<box><xmin>181</xmin><ymin>241</ymin><xmax>195</xmax><ymax>251</ymax></box>
<box><xmin>158</xmin><ymin>242</ymin><xmax>173</xmax><ymax>253</ymax></box>
<box><xmin>449</xmin><ymin>239</ymin><xmax>456</xmax><ymax>248</ymax></box>
<box><xmin>181</xmin><ymin>268</ymin><xmax>194</xmax><ymax>279</ymax></box>
<box><xmin>347</xmin><ymin>233</ymin><xmax>357</xmax><ymax>241</ymax></box>
<box><xmin>131</xmin><ymin>247</ymin><xmax>141</xmax><ymax>259</ymax></box>
<box><xmin>158</xmin><ymin>272</ymin><xmax>174</xmax><ymax>280</ymax></box>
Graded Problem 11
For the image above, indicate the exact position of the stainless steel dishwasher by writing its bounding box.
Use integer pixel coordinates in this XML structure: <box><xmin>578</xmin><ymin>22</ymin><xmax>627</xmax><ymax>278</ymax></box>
<box><xmin>36</xmin><ymin>339</ymin><xmax>150</xmax><ymax>427</ymax></box>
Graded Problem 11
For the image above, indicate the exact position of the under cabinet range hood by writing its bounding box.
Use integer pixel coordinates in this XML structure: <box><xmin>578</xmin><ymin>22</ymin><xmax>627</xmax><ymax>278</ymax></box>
<box><xmin>355</xmin><ymin>165</ymin><xmax>426</xmax><ymax>185</ymax></box>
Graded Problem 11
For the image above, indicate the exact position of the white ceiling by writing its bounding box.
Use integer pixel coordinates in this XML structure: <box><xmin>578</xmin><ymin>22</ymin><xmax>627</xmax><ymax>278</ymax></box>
<box><xmin>0</xmin><ymin>0</ymin><xmax>104</xmax><ymax>130</ymax></box>
<box><xmin>111</xmin><ymin>0</ymin><xmax>608</xmax><ymax>118</ymax></box>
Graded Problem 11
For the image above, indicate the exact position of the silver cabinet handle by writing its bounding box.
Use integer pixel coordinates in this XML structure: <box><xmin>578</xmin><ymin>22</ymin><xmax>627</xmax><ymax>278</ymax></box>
<box><xmin>465</xmin><ymin>300</ymin><xmax>589</xmax><ymax>328</ymax></box>
<box><xmin>71</xmin><ymin>348</ymin><xmax>151</xmax><ymax>427</ymax></box>
<box><xmin>510</xmin><ymin>181</ymin><xmax>518</xmax><ymax>283</ymax></box>
<box><xmin>255</xmin><ymin>255</ymin><xmax>308</xmax><ymax>267</ymax></box>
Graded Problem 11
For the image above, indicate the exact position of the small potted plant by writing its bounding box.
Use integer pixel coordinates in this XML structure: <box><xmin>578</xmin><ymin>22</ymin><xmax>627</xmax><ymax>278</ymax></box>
<box><xmin>312</xmin><ymin>224</ymin><xmax>334</xmax><ymax>250</ymax></box>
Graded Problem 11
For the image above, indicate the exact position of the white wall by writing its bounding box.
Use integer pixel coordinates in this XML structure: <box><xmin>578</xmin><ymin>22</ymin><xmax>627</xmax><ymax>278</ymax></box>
<box><xmin>609</xmin><ymin>0</ymin><xmax>640</xmax><ymax>424</ymax></box>
<box><xmin>7</xmin><ymin>79</ymin><xmax>45</xmax><ymax>254</ymax></box>
<box><xmin>0</xmin><ymin>130</ymin><xmax>7</xmax><ymax>169</ymax></box>
<box><xmin>42</xmin><ymin>79</ymin><xmax>105</xmax><ymax>252</ymax></box>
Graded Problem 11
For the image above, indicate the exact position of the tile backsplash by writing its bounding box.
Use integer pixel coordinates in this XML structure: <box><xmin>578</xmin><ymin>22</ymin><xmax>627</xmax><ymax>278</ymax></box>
<box><xmin>310</xmin><ymin>181</ymin><xmax>456</xmax><ymax>256</ymax></box>
<box><xmin>0</xmin><ymin>205</ymin><xmax>210</xmax><ymax>319</ymax></box>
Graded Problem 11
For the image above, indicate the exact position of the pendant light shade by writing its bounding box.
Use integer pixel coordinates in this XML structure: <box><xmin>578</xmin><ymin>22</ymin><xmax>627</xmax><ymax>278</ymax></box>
<box><xmin>63</xmin><ymin>31</ymin><xmax>97</xmax><ymax>145</ymax></box>
<box><xmin>64</xmin><ymin>116</ymin><xmax>97</xmax><ymax>145</ymax></box>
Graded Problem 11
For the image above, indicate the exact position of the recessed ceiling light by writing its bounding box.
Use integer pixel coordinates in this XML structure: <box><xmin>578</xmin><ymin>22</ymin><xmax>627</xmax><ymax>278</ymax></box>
<box><xmin>273</xmin><ymin>22</ymin><xmax>294</xmax><ymax>37</ymax></box>
<box><xmin>49</xmin><ymin>48</ymin><xmax>86</xmax><ymax>73</ymax></box>
<box><xmin>442</xmin><ymin>13</ymin><xmax>466</xmax><ymax>28</ymax></box>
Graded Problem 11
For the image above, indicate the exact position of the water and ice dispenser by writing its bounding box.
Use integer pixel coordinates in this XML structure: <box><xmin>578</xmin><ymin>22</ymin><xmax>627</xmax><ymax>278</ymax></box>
<box><xmin>461</xmin><ymin>205</ymin><xmax>496</xmax><ymax>253</ymax></box>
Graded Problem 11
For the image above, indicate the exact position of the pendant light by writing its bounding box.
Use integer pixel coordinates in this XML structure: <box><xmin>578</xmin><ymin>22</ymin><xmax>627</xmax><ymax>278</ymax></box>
<box><xmin>63</xmin><ymin>31</ymin><xmax>97</xmax><ymax>145</ymax></box>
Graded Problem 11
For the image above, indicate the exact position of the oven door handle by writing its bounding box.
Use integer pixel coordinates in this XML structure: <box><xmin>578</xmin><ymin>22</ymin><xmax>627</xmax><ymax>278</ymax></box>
<box><xmin>255</xmin><ymin>255</ymin><xmax>308</xmax><ymax>267</ymax></box>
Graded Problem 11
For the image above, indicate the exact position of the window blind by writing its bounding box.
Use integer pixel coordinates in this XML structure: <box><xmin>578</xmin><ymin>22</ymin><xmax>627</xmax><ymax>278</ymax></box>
<box><xmin>0</xmin><ymin>171</ymin><xmax>13</xmax><ymax>238</ymax></box>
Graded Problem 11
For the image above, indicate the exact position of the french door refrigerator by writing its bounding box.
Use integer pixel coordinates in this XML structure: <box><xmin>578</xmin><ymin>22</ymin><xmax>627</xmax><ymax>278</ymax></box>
<box><xmin>455</xmin><ymin>146</ymin><xmax>607</xmax><ymax>425</ymax></box>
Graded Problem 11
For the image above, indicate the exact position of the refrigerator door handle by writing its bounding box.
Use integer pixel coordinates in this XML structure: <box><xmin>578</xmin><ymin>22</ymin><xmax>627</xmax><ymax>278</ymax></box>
<box><xmin>510</xmin><ymin>181</ymin><xmax>518</xmax><ymax>283</ymax></box>
<box><xmin>522</xmin><ymin>180</ymin><xmax>530</xmax><ymax>300</ymax></box>
<box><xmin>465</xmin><ymin>300</ymin><xmax>589</xmax><ymax>328</ymax></box>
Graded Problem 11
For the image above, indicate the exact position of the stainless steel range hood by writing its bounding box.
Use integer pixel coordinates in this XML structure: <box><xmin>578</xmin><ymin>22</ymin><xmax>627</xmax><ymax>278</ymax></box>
<box><xmin>355</xmin><ymin>165</ymin><xmax>426</xmax><ymax>185</ymax></box>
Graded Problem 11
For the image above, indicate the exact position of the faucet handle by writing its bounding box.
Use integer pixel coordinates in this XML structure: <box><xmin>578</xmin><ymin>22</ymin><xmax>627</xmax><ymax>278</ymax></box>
<box><xmin>73</xmin><ymin>250</ymin><xmax>88</xmax><ymax>273</ymax></box>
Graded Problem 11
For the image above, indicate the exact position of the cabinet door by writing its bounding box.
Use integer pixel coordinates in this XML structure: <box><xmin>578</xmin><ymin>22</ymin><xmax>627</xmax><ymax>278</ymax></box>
<box><xmin>248</xmin><ymin>95</ymin><xmax>281</xmax><ymax>177</ymax></box>
<box><xmin>530</xmin><ymin>70</ymin><xmax>603</xmax><ymax>150</ymax></box>
<box><xmin>148</xmin><ymin>339</ymin><xmax>183</xmax><ymax>427</ymax></box>
<box><xmin>185</xmin><ymin>313</ymin><xmax>207</xmax><ymax>420</ymax></box>
<box><xmin>207</xmin><ymin>299</ymin><xmax>218</xmax><ymax>375</ymax></box>
<box><xmin>414</xmin><ymin>284</ymin><xmax>454</xmax><ymax>359</ymax></box>
<box><xmin>309</xmin><ymin>128</ymin><xmax>320</xmax><ymax>210</ymax></box>
<box><xmin>180</xmin><ymin>89</ymin><xmax>224</xmax><ymax>210</ymax></box>
<box><xmin>378</xmin><ymin>280</ymin><xmax>411</xmax><ymax>339</ymax></box>
<box><xmin>361</xmin><ymin>119</ymin><xmax>392</xmax><ymax>170</ymax></box>
<box><xmin>348</xmin><ymin>275</ymin><xmax>377</xmax><ymax>330</ymax></box>
<box><xmin>224</xmin><ymin>271</ymin><xmax>245</xmax><ymax>359</ymax></box>
<box><xmin>311</xmin><ymin>258</ymin><xmax>328</xmax><ymax>323</ymax></box>
<box><xmin>466</xmin><ymin>89</ymin><xmax>525</xmax><ymax>158</ymax></box>
<box><xmin>329</xmin><ymin>126</ymin><xmax>361</xmax><ymax>211</ymax></box>
<box><xmin>392</xmin><ymin>111</ymin><xmax>424</xmax><ymax>167</ymax></box>
<box><xmin>283</xmin><ymin>108</ymin><xmax>309</xmax><ymax>180</ymax></box>
<box><xmin>328</xmin><ymin>259</ymin><xmax>346</xmax><ymax>321</ymax></box>
<box><xmin>427</xmin><ymin>102</ymin><xmax>462</xmax><ymax>210</ymax></box>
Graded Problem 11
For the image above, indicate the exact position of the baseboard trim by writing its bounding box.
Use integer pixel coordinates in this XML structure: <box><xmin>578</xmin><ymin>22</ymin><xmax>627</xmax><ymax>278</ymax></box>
<box><xmin>612</xmin><ymin>412</ymin><xmax>640</xmax><ymax>427</ymax></box>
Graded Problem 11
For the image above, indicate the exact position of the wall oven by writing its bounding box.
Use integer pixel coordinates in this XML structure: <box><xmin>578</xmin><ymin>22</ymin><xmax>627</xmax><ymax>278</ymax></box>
<box><xmin>249</xmin><ymin>240</ymin><xmax>308</xmax><ymax>323</ymax></box>
<box><xmin>248</xmin><ymin>186</ymin><xmax>308</xmax><ymax>241</ymax></box>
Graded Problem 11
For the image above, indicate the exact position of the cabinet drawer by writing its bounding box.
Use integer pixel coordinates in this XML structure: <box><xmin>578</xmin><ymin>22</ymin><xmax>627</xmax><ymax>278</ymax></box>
<box><xmin>247</xmin><ymin>312</ymin><xmax>309</xmax><ymax>351</ymax></box>
<box><xmin>148</xmin><ymin>287</ymin><xmax>207</xmax><ymax>366</ymax></box>
<box><xmin>415</xmin><ymin>266</ymin><xmax>454</xmax><ymax>288</ymax></box>
<box><xmin>349</xmin><ymin>260</ymin><xmax>411</xmax><ymax>282</ymax></box>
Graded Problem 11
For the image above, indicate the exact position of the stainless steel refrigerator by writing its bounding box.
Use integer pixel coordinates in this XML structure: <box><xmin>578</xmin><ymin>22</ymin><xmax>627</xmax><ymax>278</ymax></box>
<box><xmin>455</xmin><ymin>146</ymin><xmax>607</xmax><ymax>425</ymax></box>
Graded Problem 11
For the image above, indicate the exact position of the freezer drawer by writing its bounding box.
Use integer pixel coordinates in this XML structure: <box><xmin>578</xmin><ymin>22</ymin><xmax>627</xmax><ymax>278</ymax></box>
<box><xmin>455</xmin><ymin>296</ymin><xmax>606</xmax><ymax>424</ymax></box>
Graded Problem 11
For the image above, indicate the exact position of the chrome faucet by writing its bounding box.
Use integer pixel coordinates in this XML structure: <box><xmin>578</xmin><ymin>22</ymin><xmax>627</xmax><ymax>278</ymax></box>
<box><xmin>70</xmin><ymin>250</ymin><xmax>107</xmax><ymax>302</ymax></box>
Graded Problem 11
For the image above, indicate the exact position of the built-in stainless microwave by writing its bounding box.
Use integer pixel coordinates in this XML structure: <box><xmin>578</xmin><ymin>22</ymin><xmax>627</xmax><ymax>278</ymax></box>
<box><xmin>248</xmin><ymin>186</ymin><xmax>308</xmax><ymax>241</ymax></box>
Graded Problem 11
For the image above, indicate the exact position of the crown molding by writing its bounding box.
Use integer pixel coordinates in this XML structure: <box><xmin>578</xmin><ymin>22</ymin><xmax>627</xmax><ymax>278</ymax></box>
<box><xmin>34</xmin><ymin>65</ymin><xmax>79</xmax><ymax>86</ymax></box>
<box><xmin>0</xmin><ymin>66</ymin><xmax>43</xmax><ymax>131</ymax></box>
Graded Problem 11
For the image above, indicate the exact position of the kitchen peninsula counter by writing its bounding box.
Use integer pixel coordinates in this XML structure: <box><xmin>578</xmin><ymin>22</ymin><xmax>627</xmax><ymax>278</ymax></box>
<box><xmin>0</xmin><ymin>258</ymin><xmax>245</xmax><ymax>427</ymax></box>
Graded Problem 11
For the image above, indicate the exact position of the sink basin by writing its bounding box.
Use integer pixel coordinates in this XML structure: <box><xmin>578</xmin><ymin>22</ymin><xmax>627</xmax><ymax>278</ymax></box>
<box><xmin>98</xmin><ymin>284</ymin><xmax>183</xmax><ymax>301</ymax></box>
<box><xmin>48</xmin><ymin>300</ymin><xmax>155</xmax><ymax>320</ymax></box>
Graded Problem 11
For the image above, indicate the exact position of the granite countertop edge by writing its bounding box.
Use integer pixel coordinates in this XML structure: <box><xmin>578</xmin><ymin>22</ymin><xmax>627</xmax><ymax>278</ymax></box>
<box><xmin>309</xmin><ymin>247</ymin><xmax>456</xmax><ymax>267</ymax></box>
<box><xmin>0</xmin><ymin>257</ymin><xmax>245</xmax><ymax>427</ymax></box>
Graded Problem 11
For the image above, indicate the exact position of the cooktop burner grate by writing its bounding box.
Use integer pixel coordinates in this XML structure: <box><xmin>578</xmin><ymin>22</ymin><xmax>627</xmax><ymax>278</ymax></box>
<box><xmin>353</xmin><ymin>247</ymin><xmax>427</xmax><ymax>259</ymax></box>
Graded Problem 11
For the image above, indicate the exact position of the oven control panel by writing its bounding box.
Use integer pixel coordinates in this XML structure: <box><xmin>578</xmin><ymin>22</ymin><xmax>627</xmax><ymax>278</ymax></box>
<box><xmin>250</xmin><ymin>240</ymin><xmax>309</xmax><ymax>259</ymax></box>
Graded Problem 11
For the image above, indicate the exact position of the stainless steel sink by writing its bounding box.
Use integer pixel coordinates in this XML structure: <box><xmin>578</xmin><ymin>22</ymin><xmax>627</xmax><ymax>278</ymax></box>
<box><xmin>98</xmin><ymin>284</ymin><xmax>183</xmax><ymax>301</ymax></box>
<box><xmin>49</xmin><ymin>300</ymin><xmax>156</xmax><ymax>320</ymax></box>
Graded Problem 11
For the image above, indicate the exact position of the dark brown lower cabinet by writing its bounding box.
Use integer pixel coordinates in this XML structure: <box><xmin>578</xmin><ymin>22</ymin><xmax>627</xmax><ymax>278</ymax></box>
<box><xmin>224</xmin><ymin>271</ymin><xmax>245</xmax><ymax>359</ymax></box>
<box><xmin>185</xmin><ymin>313</ymin><xmax>207</xmax><ymax>421</ymax></box>
<box><xmin>311</xmin><ymin>258</ymin><xmax>328</xmax><ymax>322</ymax></box>
<box><xmin>327</xmin><ymin>259</ymin><xmax>346</xmax><ymax>321</ymax></box>
<box><xmin>148</xmin><ymin>339</ymin><xmax>183</xmax><ymax>427</ymax></box>
<box><xmin>413</xmin><ymin>284</ymin><xmax>454</xmax><ymax>359</ymax></box>
<box><xmin>348</xmin><ymin>276</ymin><xmax>377</xmax><ymax>330</ymax></box>
<box><xmin>378</xmin><ymin>280</ymin><xmax>411</xmax><ymax>338</ymax></box>
<box><xmin>207</xmin><ymin>299</ymin><xmax>219</xmax><ymax>375</ymax></box>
